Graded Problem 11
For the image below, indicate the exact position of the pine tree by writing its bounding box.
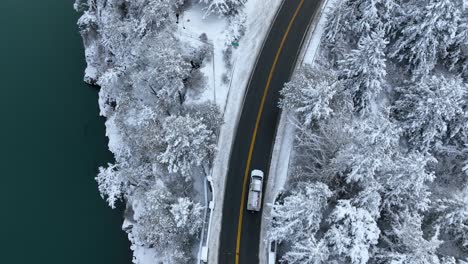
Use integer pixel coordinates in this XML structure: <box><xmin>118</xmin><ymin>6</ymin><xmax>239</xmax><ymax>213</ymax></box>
<box><xmin>380</xmin><ymin>151</ymin><xmax>435</xmax><ymax>213</ymax></box>
<box><xmin>393</xmin><ymin>75</ymin><xmax>467</xmax><ymax>150</ymax></box>
<box><xmin>269</xmin><ymin>182</ymin><xmax>332</xmax><ymax>243</ymax></box>
<box><xmin>280</xmin><ymin>64</ymin><xmax>340</xmax><ymax>126</ymax></box>
<box><xmin>323</xmin><ymin>200</ymin><xmax>380</xmax><ymax>264</ymax></box>
<box><xmin>390</xmin><ymin>0</ymin><xmax>462</xmax><ymax>77</ymax></box>
<box><xmin>435</xmin><ymin>187</ymin><xmax>468</xmax><ymax>249</ymax></box>
<box><xmin>281</xmin><ymin>238</ymin><xmax>329</xmax><ymax>264</ymax></box>
<box><xmin>324</xmin><ymin>0</ymin><xmax>399</xmax><ymax>51</ymax></box>
<box><xmin>444</xmin><ymin>5</ymin><xmax>468</xmax><ymax>76</ymax></box>
<box><xmin>380</xmin><ymin>213</ymin><xmax>442</xmax><ymax>264</ymax></box>
<box><xmin>338</xmin><ymin>28</ymin><xmax>388</xmax><ymax>111</ymax></box>
<box><xmin>328</xmin><ymin>112</ymin><xmax>400</xmax><ymax>187</ymax></box>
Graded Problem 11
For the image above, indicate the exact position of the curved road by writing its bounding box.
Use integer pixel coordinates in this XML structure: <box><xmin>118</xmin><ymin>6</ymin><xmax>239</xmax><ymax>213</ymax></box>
<box><xmin>218</xmin><ymin>0</ymin><xmax>324</xmax><ymax>263</ymax></box>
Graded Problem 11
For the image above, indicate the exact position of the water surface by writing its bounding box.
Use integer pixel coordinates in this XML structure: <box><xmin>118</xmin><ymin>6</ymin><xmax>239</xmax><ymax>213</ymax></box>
<box><xmin>0</xmin><ymin>0</ymin><xmax>132</xmax><ymax>263</ymax></box>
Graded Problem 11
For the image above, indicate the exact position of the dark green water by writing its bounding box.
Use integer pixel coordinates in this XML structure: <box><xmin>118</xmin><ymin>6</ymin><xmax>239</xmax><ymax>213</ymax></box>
<box><xmin>0</xmin><ymin>0</ymin><xmax>132</xmax><ymax>263</ymax></box>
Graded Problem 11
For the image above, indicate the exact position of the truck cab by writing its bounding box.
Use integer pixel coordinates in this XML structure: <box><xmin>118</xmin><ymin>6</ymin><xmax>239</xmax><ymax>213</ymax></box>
<box><xmin>247</xmin><ymin>169</ymin><xmax>264</xmax><ymax>212</ymax></box>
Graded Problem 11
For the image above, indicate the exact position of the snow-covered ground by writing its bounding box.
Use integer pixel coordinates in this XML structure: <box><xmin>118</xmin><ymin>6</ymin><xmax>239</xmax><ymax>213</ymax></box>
<box><xmin>176</xmin><ymin>4</ymin><xmax>228</xmax><ymax>109</ymax></box>
<box><xmin>258</xmin><ymin>0</ymin><xmax>338</xmax><ymax>262</ymax></box>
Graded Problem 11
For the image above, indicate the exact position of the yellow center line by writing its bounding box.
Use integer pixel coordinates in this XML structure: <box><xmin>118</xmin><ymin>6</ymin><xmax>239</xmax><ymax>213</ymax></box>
<box><xmin>234</xmin><ymin>0</ymin><xmax>305</xmax><ymax>263</ymax></box>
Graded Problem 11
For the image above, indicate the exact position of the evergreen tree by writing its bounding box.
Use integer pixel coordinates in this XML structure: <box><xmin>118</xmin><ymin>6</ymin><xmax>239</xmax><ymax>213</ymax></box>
<box><xmin>380</xmin><ymin>152</ymin><xmax>435</xmax><ymax>213</ymax></box>
<box><xmin>393</xmin><ymin>75</ymin><xmax>467</xmax><ymax>150</ymax></box>
<box><xmin>323</xmin><ymin>200</ymin><xmax>380</xmax><ymax>264</ymax></box>
<box><xmin>269</xmin><ymin>182</ymin><xmax>332</xmax><ymax>243</ymax></box>
<box><xmin>280</xmin><ymin>64</ymin><xmax>340</xmax><ymax>126</ymax></box>
<box><xmin>338</xmin><ymin>28</ymin><xmax>388</xmax><ymax>111</ymax></box>
<box><xmin>390</xmin><ymin>0</ymin><xmax>462</xmax><ymax>77</ymax></box>
<box><xmin>435</xmin><ymin>187</ymin><xmax>468</xmax><ymax>249</ymax></box>
<box><xmin>380</xmin><ymin>213</ymin><xmax>442</xmax><ymax>264</ymax></box>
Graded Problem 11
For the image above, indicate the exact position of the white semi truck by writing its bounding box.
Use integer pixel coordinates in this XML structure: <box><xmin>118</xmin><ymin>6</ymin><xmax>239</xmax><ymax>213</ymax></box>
<box><xmin>247</xmin><ymin>169</ymin><xmax>264</xmax><ymax>212</ymax></box>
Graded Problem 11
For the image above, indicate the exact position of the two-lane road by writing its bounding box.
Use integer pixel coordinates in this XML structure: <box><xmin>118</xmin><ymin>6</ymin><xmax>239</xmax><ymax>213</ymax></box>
<box><xmin>218</xmin><ymin>0</ymin><xmax>324</xmax><ymax>263</ymax></box>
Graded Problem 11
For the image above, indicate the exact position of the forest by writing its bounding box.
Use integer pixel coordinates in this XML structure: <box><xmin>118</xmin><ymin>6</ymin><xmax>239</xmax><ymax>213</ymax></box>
<box><xmin>75</xmin><ymin>0</ymin><xmax>245</xmax><ymax>262</ymax></box>
<box><xmin>271</xmin><ymin>0</ymin><xmax>468</xmax><ymax>263</ymax></box>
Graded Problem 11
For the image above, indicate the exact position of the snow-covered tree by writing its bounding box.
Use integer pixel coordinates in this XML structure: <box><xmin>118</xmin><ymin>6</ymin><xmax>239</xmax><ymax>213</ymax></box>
<box><xmin>328</xmin><ymin>112</ymin><xmax>399</xmax><ymax>186</ymax></box>
<box><xmin>170</xmin><ymin>197</ymin><xmax>204</xmax><ymax>236</ymax></box>
<box><xmin>96</xmin><ymin>164</ymin><xmax>124</xmax><ymax>208</ymax></box>
<box><xmin>224</xmin><ymin>7</ymin><xmax>246</xmax><ymax>45</ymax></box>
<box><xmin>132</xmin><ymin>0</ymin><xmax>184</xmax><ymax>36</ymax></box>
<box><xmin>131</xmin><ymin>42</ymin><xmax>191</xmax><ymax>113</ymax></box>
<box><xmin>380</xmin><ymin>151</ymin><xmax>435</xmax><ymax>213</ymax></box>
<box><xmin>96</xmin><ymin>163</ymin><xmax>153</xmax><ymax>208</ymax></box>
<box><xmin>435</xmin><ymin>187</ymin><xmax>468</xmax><ymax>248</ymax></box>
<box><xmin>379</xmin><ymin>213</ymin><xmax>442</xmax><ymax>264</ymax></box>
<box><xmin>131</xmin><ymin>182</ymin><xmax>203</xmax><ymax>262</ymax></box>
<box><xmin>185</xmin><ymin>102</ymin><xmax>223</xmax><ymax>135</ymax></box>
<box><xmin>351</xmin><ymin>187</ymin><xmax>382</xmax><ymax>218</ymax></box>
<box><xmin>281</xmin><ymin>238</ymin><xmax>329</xmax><ymax>264</ymax></box>
<box><xmin>338</xmin><ymin>28</ymin><xmax>388</xmax><ymax>111</ymax></box>
<box><xmin>280</xmin><ymin>64</ymin><xmax>340</xmax><ymax>126</ymax></box>
<box><xmin>200</xmin><ymin>0</ymin><xmax>246</xmax><ymax>16</ymax></box>
<box><xmin>157</xmin><ymin>111</ymin><xmax>219</xmax><ymax>178</ymax></box>
<box><xmin>393</xmin><ymin>75</ymin><xmax>467</xmax><ymax>150</ymax></box>
<box><xmin>324</xmin><ymin>0</ymin><xmax>399</xmax><ymax>51</ymax></box>
<box><xmin>269</xmin><ymin>182</ymin><xmax>332</xmax><ymax>243</ymax></box>
<box><xmin>323</xmin><ymin>200</ymin><xmax>380</xmax><ymax>264</ymax></box>
<box><xmin>105</xmin><ymin>99</ymin><xmax>163</xmax><ymax>165</ymax></box>
<box><xmin>133</xmin><ymin>182</ymin><xmax>178</xmax><ymax>248</ymax></box>
<box><xmin>290</xmin><ymin>114</ymin><xmax>352</xmax><ymax>184</ymax></box>
<box><xmin>444</xmin><ymin>5</ymin><xmax>468</xmax><ymax>74</ymax></box>
<box><xmin>390</xmin><ymin>0</ymin><xmax>462</xmax><ymax>77</ymax></box>
<box><xmin>97</xmin><ymin>67</ymin><xmax>126</xmax><ymax>116</ymax></box>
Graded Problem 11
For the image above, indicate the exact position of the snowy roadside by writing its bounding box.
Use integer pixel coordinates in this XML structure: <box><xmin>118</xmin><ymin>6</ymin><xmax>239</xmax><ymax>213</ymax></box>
<box><xmin>160</xmin><ymin>1</ymin><xmax>289</xmax><ymax>262</ymax></box>
<box><xmin>206</xmin><ymin>0</ymin><xmax>285</xmax><ymax>262</ymax></box>
<box><xmin>175</xmin><ymin>4</ymin><xmax>227</xmax><ymax>108</ymax></box>
<box><xmin>258</xmin><ymin>0</ymin><xmax>338</xmax><ymax>262</ymax></box>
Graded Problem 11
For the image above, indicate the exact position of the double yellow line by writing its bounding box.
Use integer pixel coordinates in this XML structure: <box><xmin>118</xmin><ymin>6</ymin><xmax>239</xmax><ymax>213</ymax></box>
<box><xmin>234</xmin><ymin>0</ymin><xmax>305</xmax><ymax>263</ymax></box>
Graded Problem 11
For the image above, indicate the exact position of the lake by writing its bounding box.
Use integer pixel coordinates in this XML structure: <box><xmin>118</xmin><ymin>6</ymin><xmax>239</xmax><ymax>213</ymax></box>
<box><xmin>0</xmin><ymin>0</ymin><xmax>132</xmax><ymax>263</ymax></box>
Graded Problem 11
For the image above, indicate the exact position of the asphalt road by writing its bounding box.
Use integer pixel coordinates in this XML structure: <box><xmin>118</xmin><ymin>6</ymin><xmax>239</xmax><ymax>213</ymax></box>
<box><xmin>218</xmin><ymin>0</ymin><xmax>324</xmax><ymax>263</ymax></box>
